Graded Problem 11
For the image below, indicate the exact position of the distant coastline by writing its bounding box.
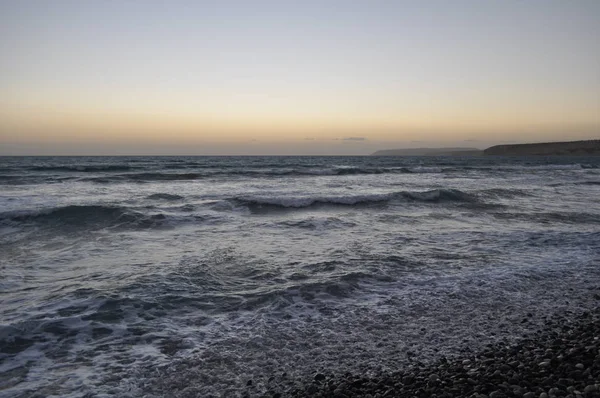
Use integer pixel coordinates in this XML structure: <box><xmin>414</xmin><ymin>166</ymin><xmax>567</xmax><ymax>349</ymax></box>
<box><xmin>371</xmin><ymin>139</ymin><xmax>600</xmax><ymax>156</ymax></box>
<box><xmin>483</xmin><ymin>139</ymin><xmax>600</xmax><ymax>156</ymax></box>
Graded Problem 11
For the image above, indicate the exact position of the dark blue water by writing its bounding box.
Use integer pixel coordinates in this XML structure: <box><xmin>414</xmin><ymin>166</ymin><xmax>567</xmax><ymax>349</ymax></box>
<box><xmin>1</xmin><ymin>156</ymin><xmax>599</xmax><ymax>397</ymax></box>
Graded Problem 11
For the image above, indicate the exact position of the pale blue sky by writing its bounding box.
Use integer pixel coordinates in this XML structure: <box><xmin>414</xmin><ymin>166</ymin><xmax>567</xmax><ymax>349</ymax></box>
<box><xmin>1</xmin><ymin>0</ymin><xmax>599</xmax><ymax>155</ymax></box>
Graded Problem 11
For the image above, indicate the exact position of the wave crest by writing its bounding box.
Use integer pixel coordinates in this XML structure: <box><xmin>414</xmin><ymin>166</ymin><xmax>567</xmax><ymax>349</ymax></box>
<box><xmin>235</xmin><ymin>189</ymin><xmax>478</xmax><ymax>210</ymax></box>
<box><xmin>1</xmin><ymin>205</ymin><xmax>153</xmax><ymax>229</ymax></box>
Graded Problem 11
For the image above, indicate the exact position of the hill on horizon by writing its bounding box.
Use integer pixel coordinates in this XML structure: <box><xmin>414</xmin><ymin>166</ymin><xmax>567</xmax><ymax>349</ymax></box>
<box><xmin>484</xmin><ymin>139</ymin><xmax>600</xmax><ymax>156</ymax></box>
<box><xmin>372</xmin><ymin>139</ymin><xmax>600</xmax><ymax>156</ymax></box>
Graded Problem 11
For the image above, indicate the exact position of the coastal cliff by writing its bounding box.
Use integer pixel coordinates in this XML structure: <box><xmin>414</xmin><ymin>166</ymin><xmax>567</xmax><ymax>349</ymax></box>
<box><xmin>484</xmin><ymin>140</ymin><xmax>600</xmax><ymax>156</ymax></box>
<box><xmin>371</xmin><ymin>140</ymin><xmax>600</xmax><ymax>156</ymax></box>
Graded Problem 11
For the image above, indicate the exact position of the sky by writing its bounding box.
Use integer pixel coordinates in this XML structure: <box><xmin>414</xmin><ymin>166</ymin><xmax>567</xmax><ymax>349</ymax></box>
<box><xmin>1</xmin><ymin>0</ymin><xmax>599</xmax><ymax>155</ymax></box>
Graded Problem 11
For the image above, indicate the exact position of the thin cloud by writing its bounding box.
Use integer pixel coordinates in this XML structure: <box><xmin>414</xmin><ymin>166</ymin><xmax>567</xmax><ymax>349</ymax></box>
<box><xmin>342</xmin><ymin>137</ymin><xmax>367</xmax><ymax>141</ymax></box>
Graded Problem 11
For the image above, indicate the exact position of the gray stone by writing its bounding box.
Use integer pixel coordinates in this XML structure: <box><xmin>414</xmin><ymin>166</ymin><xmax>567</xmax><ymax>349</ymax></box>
<box><xmin>584</xmin><ymin>385</ymin><xmax>598</xmax><ymax>393</ymax></box>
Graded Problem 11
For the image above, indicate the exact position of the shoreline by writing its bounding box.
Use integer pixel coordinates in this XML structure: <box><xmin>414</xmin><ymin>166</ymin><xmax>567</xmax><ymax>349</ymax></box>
<box><xmin>139</xmin><ymin>266</ymin><xmax>600</xmax><ymax>398</ymax></box>
<box><xmin>253</xmin><ymin>308</ymin><xmax>600</xmax><ymax>397</ymax></box>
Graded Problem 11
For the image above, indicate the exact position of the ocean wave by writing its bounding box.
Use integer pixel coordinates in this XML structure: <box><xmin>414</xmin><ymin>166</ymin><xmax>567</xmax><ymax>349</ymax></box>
<box><xmin>76</xmin><ymin>167</ymin><xmax>417</xmax><ymax>183</ymax></box>
<box><xmin>577</xmin><ymin>181</ymin><xmax>600</xmax><ymax>186</ymax></box>
<box><xmin>122</xmin><ymin>172</ymin><xmax>203</xmax><ymax>181</ymax></box>
<box><xmin>492</xmin><ymin>211</ymin><xmax>600</xmax><ymax>224</ymax></box>
<box><xmin>477</xmin><ymin>188</ymin><xmax>533</xmax><ymax>198</ymax></box>
<box><xmin>0</xmin><ymin>205</ymin><xmax>145</xmax><ymax>227</ymax></box>
<box><xmin>535</xmin><ymin>164</ymin><xmax>584</xmax><ymax>170</ymax></box>
<box><xmin>548</xmin><ymin>180</ymin><xmax>600</xmax><ymax>187</ymax></box>
<box><xmin>146</xmin><ymin>193</ymin><xmax>185</xmax><ymax>201</ymax></box>
<box><xmin>82</xmin><ymin>172</ymin><xmax>204</xmax><ymax>183</ymax></box>
<box><xmin>0</xmin><ymin>204</ymin><xmax>230</xmax><ymax>231</ymax></box>
<box><xmin>276</xmin><ymin>217</ymin><xmax>357</xmax><ymax>230</ymax></box>
<box><xmin>0</xmin><ymin>175</ymin><xmax>30</xmax><ymax>184</ymax></box>
<box><xmin>192</xmin><ymin>272</ymin><xmax>387</xmax><ymax>312</ymax></box>
<box><xmin>199</xmin><ymin>166</ymin><xmax>412</xmax><ymax>177</ymax></box>
<box><xmin>234</xmin><ymin>189</ymin><xmax>478</xmax><ymax>210</ymax></box>
<box><xmin>236</xmin><ymin>193</ymin><xmax>393</xmax><ymax>208</ymax></box>
<box><xmin>0</xmin><ymin>205</ymin><xmax>178</xmax><ymax>232</ymax></box>
<box><xmin>29</xmin><ymin>164</ymin><xmax>136</xmax><ymax>172</ymax></box>
<box><xmin>0</xmin><ymin>175</ymin><xmax>79</xmax><ymax>185</ymax></box>
<box><xmin>401</xmin><ymin>188</ymin><xmax>477</xmax><ymax>202</ymax></box>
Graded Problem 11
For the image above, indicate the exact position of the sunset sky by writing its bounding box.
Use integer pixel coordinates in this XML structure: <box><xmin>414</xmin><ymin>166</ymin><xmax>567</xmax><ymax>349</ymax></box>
<box><xmin>1</xmin><ymin>0</ymin><xmax>599</xmax><ymax>155</ymax></box>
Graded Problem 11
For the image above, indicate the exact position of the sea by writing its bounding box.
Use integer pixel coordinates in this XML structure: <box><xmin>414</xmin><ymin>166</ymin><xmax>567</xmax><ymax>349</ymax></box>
<box><xmin>1</xmin><ymin>155</ymin><xmax>599</xmax><ymax>397</ymax></box>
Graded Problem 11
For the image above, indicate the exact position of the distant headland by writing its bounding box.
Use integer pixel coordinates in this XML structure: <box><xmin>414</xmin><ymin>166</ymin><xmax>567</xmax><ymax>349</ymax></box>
<box><xmin>483</xmin><ymin>140</ymin><xmax>600</xmax><ymax>156</ymax></box>
<box><xmin>371</xmin><ymin>140</ymin><xmax>600</xmax><ymax>156</ymax></box>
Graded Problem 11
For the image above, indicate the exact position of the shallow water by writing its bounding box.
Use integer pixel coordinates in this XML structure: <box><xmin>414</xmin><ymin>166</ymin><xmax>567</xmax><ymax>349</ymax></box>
<box><xmin>1</xmin><ymin>156</ymin><xmax>599</xmax><ymax>397</ymax></box>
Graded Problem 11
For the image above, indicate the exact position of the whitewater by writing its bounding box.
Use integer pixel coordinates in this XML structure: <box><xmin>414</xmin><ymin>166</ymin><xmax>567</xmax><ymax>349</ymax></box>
<box><xmin>0</xmin><ymin>155</ymin><xmax>599</xmax><ymax>397</ymax></box>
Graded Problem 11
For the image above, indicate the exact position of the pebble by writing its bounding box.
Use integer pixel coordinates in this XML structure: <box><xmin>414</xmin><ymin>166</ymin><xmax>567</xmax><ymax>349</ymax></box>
<box><xmin>278</xmin><ymin>310</ymin><xmax>600</xmax><ymax>398</ymax></box>
<box><xmin>584</xmin><ymin>385</ymin><xmax>597</xmax><ymax>393</ymax></box>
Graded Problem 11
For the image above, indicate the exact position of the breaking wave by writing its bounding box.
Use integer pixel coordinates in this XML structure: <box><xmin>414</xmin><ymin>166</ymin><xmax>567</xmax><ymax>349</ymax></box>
<box><xmin>0</xmin><ymin>205</ymin><xmax>162</xmax><ymax>230</ymax></box>
<box><xmin>0</xmin><ymin>205</ymin><xmax>231</xmax><ymax>232</ymax></box>
<box><xmin>234</xmin><ymin>189</ymin><xmax>478</xmax><ymax>209</ymax></box>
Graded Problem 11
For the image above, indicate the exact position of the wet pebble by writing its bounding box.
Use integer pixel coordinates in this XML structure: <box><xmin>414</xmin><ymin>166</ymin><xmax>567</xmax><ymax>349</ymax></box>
<box><xmin>279</xmin><ymin>309</ymin><xmax>600</xmax><ymax>398</ymax></box>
